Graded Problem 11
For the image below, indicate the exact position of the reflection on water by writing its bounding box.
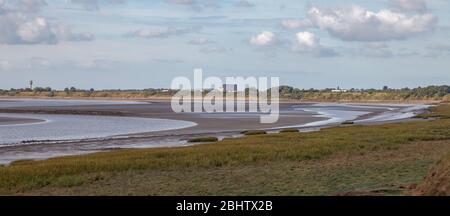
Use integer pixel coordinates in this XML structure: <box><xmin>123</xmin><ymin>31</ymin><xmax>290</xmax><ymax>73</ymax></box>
<box><xmin>0</xmin><ymin>113</ymin><xmax>197</xmax><ymax>145</ymax></box>
<box><xmin>288</xmin><ymin>109</ymin><xmax>369</xmax><ymax>128</ymax></box>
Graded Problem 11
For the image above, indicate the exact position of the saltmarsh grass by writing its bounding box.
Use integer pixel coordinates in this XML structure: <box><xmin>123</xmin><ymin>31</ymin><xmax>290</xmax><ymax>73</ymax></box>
<box><xmin>417</xmin><ymin>103</ymin><xmax>450</xmax><ymax>119</ymax></box>
<box><xmin>0</xmin><ymin>104</ymin><xmax>448</xmax><ymax>194</ymax></box>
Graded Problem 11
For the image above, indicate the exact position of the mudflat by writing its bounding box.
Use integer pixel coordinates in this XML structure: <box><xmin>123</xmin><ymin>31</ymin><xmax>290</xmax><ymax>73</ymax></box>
<box><xmin>0</xmin><ymin>101</ymin><xmax>327</xmax><ymax>133</ymax></box>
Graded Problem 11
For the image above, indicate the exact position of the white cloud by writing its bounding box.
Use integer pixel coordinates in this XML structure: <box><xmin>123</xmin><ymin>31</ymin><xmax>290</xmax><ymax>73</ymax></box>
<box><xmin>125</xmin><ymin>27</ymin><xmax>199</xmax><ymax>39</ymax></box>
<box><xmin>153</xmin><ymin>58</ymin><xmax>184</xmax><ymax>64</ymax></box>
<box><xmin>235</xmin><ymin>0</ymin><xmax>254</xmax><ymax>8</ymax></box>
<box><xmin>426</xmin><ymin>43</ymin><xmax>450</xmax><ymax>57</ymax></box>
<box><xmin>249</xmin><ymin>31</ymin><xmax>275</xmax><ymax>46</ymax></box>
<box><xmin>389</xmin><ymin>0</ymin><xmax>428</xmax><ymax>13</ymax></box>
<box><xmin>15</xmin><ymin>0</ymin><xmax>47</xmax><ymax>13</ymax></box>
<box><xmin>0</xmin><ymin>14</ymin><xmax>57</xmax><ymax>44</ymax></box>
<box><xmin>79</xmin><ymin>59</ymin><xmax>116</xmax><ymax>70</ymax></box>
<box><xmin>280</xmin><ymin>19</ymin><xmax>312</xmax><ymax>30</ymax></box>
<box><xmin>0</xmin><ymin>1</ymin><xmax>94</xmax><ymax>45</ymax></box>
<box><xmin>295</xmin><ymin>32</ymin><xmax>319</xmax><ymax>50</ymax></box>
<box><xmin>71</xmin><ymin>0</ymin><xmax>99</xmax><ymax>11</ymax></box>
<box><xmin>293</xmin><ymin>31</ymin><xmax>337</xmax><ymax>57</ymax></box>
<box><xmin>356</xmin><ymin>43</ymin><xmax>394</xmax><ymax>58</ymax></box>
<box><xmin>306</xmin><ymin>5</ymin><xmax>437</xmax><ymax>42</ymax></box>
<box><xmin>166</xmin><ymin>0</ymin><xmax>220</xmax><ymax>11</ymax></box>
<box><xmin>53</xmin><ymin>25</ymin><xmax>95</xmax><ymax>41</ymax></box>
<box><xmin>17</xmin><ymin>17</ymin><xmax>56</xmax><ymax>43</ymax></box>
<box><xmin>428</xmin><ymin>43</ymin><xmax>450</xmax><ymax>52</ymax></box>
<box><xmin>29</xmin><ymin>57</ymin><xmax>52</xmax><ymax>68</ymax></box>
<box><xmin>188</xmin><ymin>37</ymin><xmax>214</xmax><ymax>45</ymax></box>
<box><xmin>0</xmin><ymin>60</ymin><xmax>12</xmax><ymax>71</ymax></box>
<box><xmin>199</xmin><ymin>45</ymin><xmax>231</xmax><ymax>53</ymax></box>
<box><xmin>107</xmin><ymin>0</ymin><xmax>126</xmax><ymax>4</ymax></box>
<box><xmin>0</xmin><ymin>2</ymin><xmax>53</xmax><ymax>44</ymax></box>
<box><xmin>70</xmin><ymin>0</ymin><xmax>126</xmax><ymax>11</ymax></box>
<box><xmin>167</xmin><ymin>0</ymin><xmax>193</xmax><ymax>5</ymax></box>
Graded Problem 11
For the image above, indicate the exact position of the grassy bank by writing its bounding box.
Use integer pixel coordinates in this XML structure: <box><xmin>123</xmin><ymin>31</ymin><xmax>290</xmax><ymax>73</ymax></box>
<box><xmin>0</xmin><ymin>105</ymin><xmax>449</xmax><ymax>195</ymax></box>
<box><xmin>417</xmin><ymin>152</ymin><xmax>450</xmax><ymax>195</ymax></box>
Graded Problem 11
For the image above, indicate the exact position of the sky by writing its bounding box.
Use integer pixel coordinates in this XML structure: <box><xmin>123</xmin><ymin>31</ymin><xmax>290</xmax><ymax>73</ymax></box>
<box><xmin>0</xmin><ymin>0</ymin><xmax>449</xmax><ymax>90</ymax></box>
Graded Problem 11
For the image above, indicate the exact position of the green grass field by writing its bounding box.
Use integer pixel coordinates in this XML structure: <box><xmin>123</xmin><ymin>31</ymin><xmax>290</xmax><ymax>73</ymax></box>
<box><xmin>0</xmin><ymin>105</ymin><xmax>449</xmax><ymax>195</ymax></box>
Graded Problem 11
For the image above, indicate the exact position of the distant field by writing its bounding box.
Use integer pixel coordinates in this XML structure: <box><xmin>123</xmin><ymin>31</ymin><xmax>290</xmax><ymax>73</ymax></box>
<box><xmin>0</xmin><ymin>104</ymin><xmax>449</xmax><ymax>195</ymax></box>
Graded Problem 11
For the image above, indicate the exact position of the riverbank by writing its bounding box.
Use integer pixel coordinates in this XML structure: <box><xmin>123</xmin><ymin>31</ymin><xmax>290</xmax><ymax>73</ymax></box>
<box><xmin>0</xmin><ymin>104</ymin><xmax>448</xmax><ymax>195</ymax></box>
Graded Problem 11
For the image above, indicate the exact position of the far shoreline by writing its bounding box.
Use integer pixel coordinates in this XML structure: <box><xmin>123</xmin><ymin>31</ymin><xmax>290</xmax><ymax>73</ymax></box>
<box><xmin>0</xmin><ymin>95</ymin><xmax>443</xmax><ymax>105</ymax></box>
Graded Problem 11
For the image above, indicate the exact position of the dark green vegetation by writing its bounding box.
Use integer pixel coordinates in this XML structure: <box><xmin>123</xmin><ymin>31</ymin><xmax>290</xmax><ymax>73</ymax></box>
<box><xmin>341</xmin><ymin>121</ymin><xmax>355</xmax><ymax>125</ymax></box>
<box><xmin>187</xmin><ymin>137</ymin><xmax>219</xmax><ymax>143</ymax></box>
<box><xmin>242</xmin><ymin>130</ymin><xmax>268</xmax><ymax>136</ymax></box>
<box><xmin>1</xmin><ymin>85</ymin><xmax>448</xmax><ymax>102</ymax></box>
<box><xmin>277</xmin><ymin>85</ymin><xmax>449</xmax><ymax>101</ymax></box>
<box><xmin>0</xmin><ymin>104</ymin><xmax>448</xmax><ymax>195</ymax></box>
<box><xmin>417</xmin><ymin>105</ymin><xmax>450</xmax><ymax>119</ymax></box>
<box><xmin>279</xmin><ymin>128</ymin><xmax>300</xmax><ymax>133</ymax></box>
<box><xmin>0</xmin><ymin>87</ymin><xmax>175</xmax><ymax>99</ymax></box>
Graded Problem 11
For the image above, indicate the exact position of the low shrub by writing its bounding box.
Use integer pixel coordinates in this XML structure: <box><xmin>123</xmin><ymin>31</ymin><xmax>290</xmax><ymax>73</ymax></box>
<box><xmin>243</xmin><ymin>130</ymin><xmax>267</xmax><ymax>136</ymax></box>
<box><xmin>280</xmin><ymin>128</ymin><xmax>299</xmax><ymax>133</ymax></box>
<box><xmin>187</xmin><ymin>137</ymin><xmax>219</xmax><ymax>143</ymax></box>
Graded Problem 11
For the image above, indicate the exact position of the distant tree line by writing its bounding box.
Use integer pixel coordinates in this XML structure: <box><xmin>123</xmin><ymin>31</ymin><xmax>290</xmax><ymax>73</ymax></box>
<box><xmin>0</xmin><ymin>85</ymin><xmax>448</xmax><ymax>101</ymax></box>
<box><xmin>275</xmin><ymin>85</ymin><xmax>449</xmax><ymax>100</ymax></box>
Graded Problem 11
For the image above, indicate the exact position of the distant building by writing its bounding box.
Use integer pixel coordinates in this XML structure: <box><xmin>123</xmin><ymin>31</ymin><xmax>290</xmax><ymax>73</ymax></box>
<box><xmin>331</xmin><ymin>86</ymin><xmax>348</xmax><ymax>93</ymax></box>
<box><xmin>219</xmin><ymin>84</ymin><xmax>238</xmax><ymax>93</ymax></box>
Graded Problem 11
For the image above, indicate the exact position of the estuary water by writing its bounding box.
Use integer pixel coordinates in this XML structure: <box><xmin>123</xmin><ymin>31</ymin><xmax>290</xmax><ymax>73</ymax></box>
<box><xmin>0</xmin><ymin>99</ymin><xmax>430</xmax><ymax>164</ymax></box>
<box><xmin>0</xmin><ymin>99</ymin><xmax>196</xmax><ymax>146</ymax></box>
<box><xmin>0</xmin><ymin>113</ymin><xmax>197</xmax><ymax>146</ymax></box>
<box><xmin>280</xmin><ymin>103</ymin><xmax>430</xmax><ymax>129</ymax></box>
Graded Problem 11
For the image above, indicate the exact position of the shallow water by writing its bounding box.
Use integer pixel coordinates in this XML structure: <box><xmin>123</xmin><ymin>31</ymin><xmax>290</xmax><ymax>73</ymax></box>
<box><xmin>279</xmin><ymin>103</ymin><xmax>427</xmax><ymax>129</ymax></box>
<box><xmin>355</xmin><ymin>104</ymin><xmax>431</xmax><ymax>123</ymax></box>
<box><xmin>0</xmin><ymin>113</ymin><xmax>197</xmax><ymax>145</ymax></box>
<box><xmin>291</xmin><ymin>109</ymin><xmax>370</xmax><ymax>128</ymax></box>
